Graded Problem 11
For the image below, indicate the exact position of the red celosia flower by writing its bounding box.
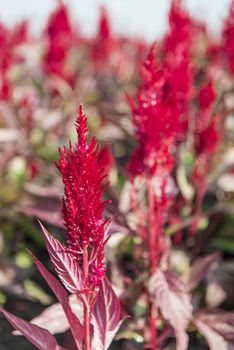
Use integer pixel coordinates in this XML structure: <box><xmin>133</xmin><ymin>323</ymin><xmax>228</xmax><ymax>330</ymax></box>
<box><xmin>164</xmin><ymin>0</ymin><xmax>193</xmax><ymax>119</ymax></box>
<box><xmin>192</xmin><ymin>79</ymin><xmax>220</xmax><ymax>204</ymax></box>
<box><xmin>0</xmin><ymin>23</ymin><xmax>13</xmax><ymax>100</ymax></box>
<box><xmin>91</xmin><ymin>7</ymin><xmax>113</xmax><ymax>63</ymax></box>
<box><xmin>223</xmin><ymin>0</ymin><xmax>234</xmax><ymax>73</ymax></box>
<box><xmin>198</xmin><ymin>80</ymin><xmax>215</xmax><ymax>110</ymax></box>
<box><xmin>44</xmin><ymin>1</ymin><xmax>74</xmax><ymax>81</ymax></box>
<box><xmin>90</xmin><ymin>6</ymin><xmax>122</xmax><ymax>73</ymax></box>
<box><xmin>98</xmin><ymin>144</ymin><xmax>114</xmax><ymax>177</ymax></box>
<box><xmin>28</xmin><ymin>159</ymin><xmax>40</xmax><ymax>179</ymax></box>
<box><xmin>127</xmin><ymin>50</ymin><xmax>191</xmax><ymax>179</ymax></box>
<box><xmin>126</xmin><ymin>46</ymin><xmax>173</xmax><ymax>178</ymax></box>
<box><xmin>56</xmin><ymin>105</ymin><xmax>109</xmax><ymax>286</ymax></box>
<box><xmin>194</xmin><ymin>78</ymin><xmax>218</xmax><ymax>155</ymax></box>
<box><xmin>195</xmin><ymin>119</ymin><xmax>220</xmax><ymax>156</ymax></box>
<box><xmin>127</xmin><ymin>1</ymin><xmax>194</xmax><ymax>179</ymax></box>
<box><xmin>0</xmin><ymin>19</ymin><xmax>29</xmax><ymax>100</ymax></box>
<box><xmin>0</xmin><ymin>72</ymin><xmax>11</xmax><ymax>100</ymax></box>
<box><xmin>12</xmin><ymin>20</ymin><xmax>29</xmax><ymax>46</ymax></box>
<box><xmin>166</xmin><ymin>0</ymin><xmax>192</xmax><ymax>52</ymax></box>
<box><xmin>196</xmin><ymin>79</ymin><xmax>216</xmax><ymax>132</ymax></box>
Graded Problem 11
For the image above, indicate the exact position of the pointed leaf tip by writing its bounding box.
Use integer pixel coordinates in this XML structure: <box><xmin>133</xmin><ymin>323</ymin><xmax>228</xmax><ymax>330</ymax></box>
<box><xmin>39</xmin><ymin>223</ymin><xmax>84</xmax><ymax>294</ymax></box>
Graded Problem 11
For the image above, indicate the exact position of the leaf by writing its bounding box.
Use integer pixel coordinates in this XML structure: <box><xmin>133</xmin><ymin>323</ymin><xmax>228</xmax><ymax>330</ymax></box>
<box><xmin>194</xmin><ymin>317</ymin><xmax>227</xmax><ymax>350</ymax></box>
<box><xmin>91</xmin><ymin>277</ymin><xmax>123</xmax><ymax>350</ymax></box>
<box><xmin>195</xmin><ymin>310</ymin><xmax>234</xmax><ymax>341</ymax></box>
<box><xmin>188</xmin><ymin>252</ymin><xmax>220</xmax><ymax>289</ymax></box>
<box><xmin>24</xmin><ymin>302</ymin><xmax>70</xmax><ymax>335</ymax></box>
<box><xmin>149</xmin><ymin>269</ymin><xmax>192</xmax><ymax>350</ymax></box>
<box><xmin>206</xmin><ymin>281</ymin><xmax>226</xmax><ymax>308</ymax></box>
<box><xmin>30</xmin><ymin>252</ymin><xmax>83</xmax><ymax>350</ymax></box>
<box><xmin>22</xmin><ymin>295</ymin><xmax>83</xmax><ymax>335</ymax></box>
<box><xmin>206</xmin><ymin>262</ymin><xmax>234</xmax><ymax>307</ymax></box>
<box><xmin>20</xmin><ymin>202</ymin><xmax>63</xmax><ymax>228</ymax></box>
<box><xmin>23</xmin><ymin>183</ymin><xmax>61</xmax><ymax>199</ymax></box>
<box><xmin>1</xmin><ymin>309</ymin><xmax>64</xmax><ymax>350</ymax></box>
<box><xmin>194</xmin><ymin>311</ymin><xmax>234</xmax><ymax>350</ymax></box>
<box><xmin>39</xmin><ymin>222</ymin><xmax>84</xmax><ymax>294</ymax></box>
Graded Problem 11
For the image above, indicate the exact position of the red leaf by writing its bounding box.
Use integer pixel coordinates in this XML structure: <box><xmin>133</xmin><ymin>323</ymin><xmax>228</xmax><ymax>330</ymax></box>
<box><xmin>149</xmin><ymin>269</ymin><xmax>192</xmax><ymax>350</ymax></box>
<box><xmin>91</xmin><ymin>277</ymin><xmax>123</xmax><ymax>350</ymax></box>
<box><xmin>188</xmin><ymin>252</ymin><xmax>219</xmax><ymax>289</ymax></box>
<box><xmin>39</xmin><ymin>222</ymin><xmax>84</xmax><ymax>294</ymax></box>
<box><xmin>1</xmin><ymin>309</ymin><xmax>64</xmax><ymax>350</ymax></box>
<box><xmin>31</xmin><ymin>252</ymin><xmax>83</xmax><ymax>350</ymax></box>
<box><xmin>194</xmin><ymin>311</ymin><xmax>234</xmax><ymax>350</ymax></box>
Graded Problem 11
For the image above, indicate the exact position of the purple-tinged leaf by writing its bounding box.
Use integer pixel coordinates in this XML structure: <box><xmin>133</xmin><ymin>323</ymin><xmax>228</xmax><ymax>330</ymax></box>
<box><xmin>195</xmin><ymin>310</ymin><xmax>234</xmax><ymax>342</ymax></box>
<box><xmin>1</xmin><ymin>309</ymin><xmax>64</xmax><ymax>350</ymax></box>
<box><xmin>206</xmin><ymin>262</ymin><xmax>234</xmax><ymax>307</ymax></box>
<box><xmin>24</xmin><ymin>183</ymin><xmax>61</xmax><ymax>199</ymax></box>
<box><xmin>194</xmin><ymin>311</ymin><xmax>234</xmax><ymax>350</ymax></box>
<box><xmin>31</xmin><ymin>253</ymin><xmax>83</xmax><ymax>350</ymax></box>
<box><xmin>18</xmin><ymin>302</ymin><xmax>69</xmax><ymax>335</ymax></box>
<box><xmin>18</xmin><ymin>295</ymin><xmax>83</xmax><ymax>335</ymax></box>
<box><xmin>194</xmin><ymin>317</ymin><xmax>227</xmax><ymax>350</ymax></box>
<box><xmin>188</xmin><ymin>252</ymin><xmax>219</xmax><ymax>290</ymax></box>
<box><xmin>149</xmin><ymin>269</ymin><xmax>192</xmax><ymax>350</ymax></box>
<box><xmin>91</xmin><ymin>277</ymin><xmax>123</xmax><ymax>350</ymax></box>
<box><xmin>19</xmin><ymin>203</ymin><xmax>63</xmax><ymax>228</ymax></box>
<box><xmin>39</xmin><ymin>222</ymin><xmax>84</xmax><ymax>294</ymax></box>
<box><xmin>206</xmin><ymin>281</ymin><xmax>226</xmax><ymax>308</ymax></box>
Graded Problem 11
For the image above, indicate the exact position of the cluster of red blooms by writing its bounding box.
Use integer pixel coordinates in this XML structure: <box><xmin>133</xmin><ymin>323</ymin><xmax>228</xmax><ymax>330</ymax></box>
<box><xmin>124</xmin><ymin>1</ymin><xmax>225</xmax><ymax>347</ymax></box>
<box><xmin>56</xmin><ymin>105</ymin><xmax>109</xmax><ymax>288</ymax></box>
<box><xmin>222</xmin><ymin>0</ymin><xmax>234</xmax><ymax>73</ymax></box>
<box><xmin>127</xmin><ymin>0</ymin><xmax>193</xmax><ymax>180</ymax></box>
<box><xmin>193</xmin><ymin>80</ymin><xmax>219</xmax><ymax>184</ymax></box>
<box><xmin>44</xmin><ymin>1</ymin><xmax>76</xmax><ymax>84</ymax></box>
<box><xmin>91</xmin><ymin>7</ymin><xmax>115</xmax><ymax>66</ymax></box>
<box><xmin>126</xmin><ymin>0</ymin><xmax>196</xmax><ymax>274</ymax></box>
<box><xmin>44</xmin><ymin>2</ymin><xmax>148</xmax><ymax>82</ymax></box>
<box><xmin>0</xmin><ymin>20</ymin><xmax>29</xmax><ymax>100</ymax></box>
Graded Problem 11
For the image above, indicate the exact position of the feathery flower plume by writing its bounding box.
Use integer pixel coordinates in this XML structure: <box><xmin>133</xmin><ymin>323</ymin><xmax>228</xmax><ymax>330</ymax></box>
<box><xmin>192</xmin><ymin>79</ymin><xmax>220</xmax><ymax>203</ymax></box>
<box><xmin>91</xmin><ymin>7</ymin><xmax>113</xmax><ymax>64</ymax></box>
<box><xmin>56</xmin><ymin>105</ymin><xmax>109</xmax><ymax>287</ymax></box>
<box><xmin>126</xmin><ymin>3</ymin><xmax>194</xmax><ymax>347</ymax></box>
<box><xmin>44</xmin><ymin>1</ymin><xmax>74</xmax><ymax>81</ymax></box>
<box><xmin>223</xmin><ymin>0</ymin><xmax>234</xmax><ymax>73</ymax></box>
<box><xmin>127</xmin><ymin>1</ymin><xmax>193</xmax><ymax>180</ymax></box>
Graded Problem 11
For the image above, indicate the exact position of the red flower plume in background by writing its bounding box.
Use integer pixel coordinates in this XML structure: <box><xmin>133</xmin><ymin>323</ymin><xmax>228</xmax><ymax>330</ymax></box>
<box><xmin>44</xmin><ymin>1</ymin><xmax>74</xmax><ymax>81</ymax></box>
<box><xmin>127</xmin><ymin>1</ymin><xmax>194</xmax><ymax>180</ymax></box>
<box><xmin>223</xmin><ymin>0</ymin><xmax>234</xmax><ymax>73</ymax></box>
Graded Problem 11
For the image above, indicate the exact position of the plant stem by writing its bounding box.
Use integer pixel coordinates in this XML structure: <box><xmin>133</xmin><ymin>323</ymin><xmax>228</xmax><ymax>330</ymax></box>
<box><xmin>83</xmin><ymin>247</ymin><xmax>91</xmax><ymax>350</ymax></box>
<box><xmin>84</xmin><ymin>303</ymin><xmax>91</xmax><ymax>350</ymax></box>
<box><xmin>146</xmin><ymin>178</ymin><xmax>158</xmax><ymax>349</ymax></box>
<box><xmin>148</xmin><ymin>301</ymin><xmax>158</xmax><ymax>350</ymax></box>
<box><xmin>147</xmin><ymin>178</ymin><xmax>157</xmax><ymax>272</ymax></box>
